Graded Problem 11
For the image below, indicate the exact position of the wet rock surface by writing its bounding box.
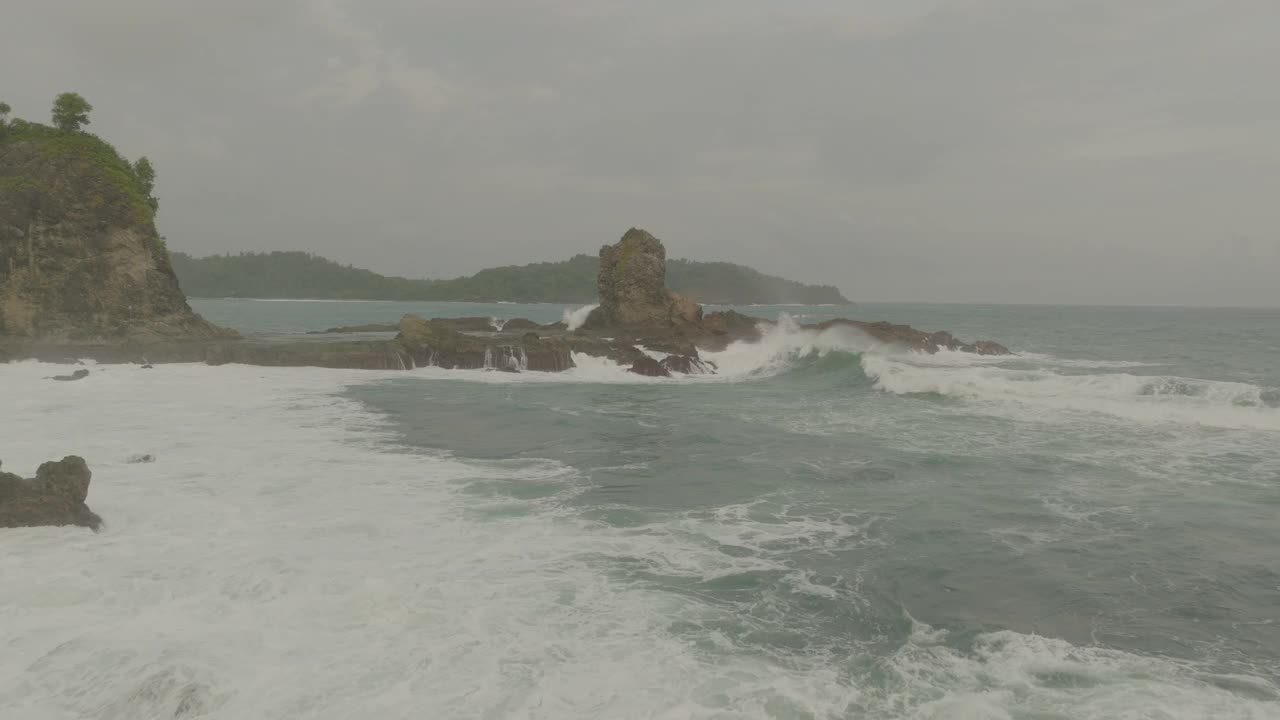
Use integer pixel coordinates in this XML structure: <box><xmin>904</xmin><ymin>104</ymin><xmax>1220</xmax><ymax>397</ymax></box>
<box><xmin>0</xmin><ymin>455</ymin><xmax>102</xmax><ymax>531</ymax></box>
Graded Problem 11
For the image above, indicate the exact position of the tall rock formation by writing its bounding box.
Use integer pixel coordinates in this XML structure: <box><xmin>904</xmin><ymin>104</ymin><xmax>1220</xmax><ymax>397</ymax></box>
<box><xmin>585</xmin><ymin>228</ymin><xmax>703</xmax><ymax>330</ymax></box>
<box><xmin>0</xmin><ymin>124</ymin><xmax>232</xmax><ymax>344</ymax></box>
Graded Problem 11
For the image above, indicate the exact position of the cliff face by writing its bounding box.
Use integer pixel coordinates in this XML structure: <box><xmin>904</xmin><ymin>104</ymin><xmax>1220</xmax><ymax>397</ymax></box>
<box><xmin>0</xmin><ymin>125</ymin><xmax>231</xmax><ymax>344</ymax></box>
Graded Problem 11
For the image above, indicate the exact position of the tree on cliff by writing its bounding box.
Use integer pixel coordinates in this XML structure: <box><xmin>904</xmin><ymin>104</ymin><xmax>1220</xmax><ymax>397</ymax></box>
<box><xmin>133</xmin><ymin>156</ymin><xmax>159</xmax><ymax>212</ymax></box>
<box><xmin>51</xmin><ymin>92</ymin><xmax>93</xmax><ymax>132</ymax></box>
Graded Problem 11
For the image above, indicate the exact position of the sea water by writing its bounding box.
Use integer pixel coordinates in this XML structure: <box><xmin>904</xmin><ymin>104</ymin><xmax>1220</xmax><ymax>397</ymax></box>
<box><xmin>2</xmin><ymin>301</ymin><xmax>1278</xmax><ymax>719</ymax></box>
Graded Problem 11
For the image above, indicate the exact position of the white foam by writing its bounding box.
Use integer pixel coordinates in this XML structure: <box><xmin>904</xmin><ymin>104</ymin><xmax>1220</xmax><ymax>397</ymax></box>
<box><xmin>887</xmin><ymin>624</ymin><xmax>1279</xmax><ymax>720</ymax></box>
<box><xmin>2</xmin><ymin>362</ymin><xmax>1273</xmax><ymax>718</ymax></box>
<box><xmin>862</xmin><ymin>355</ymin><xmax>1280</xmax><ymax>431</ymax></box>
<box><xmin>698</xmin><ymin>313</ymin><xmax>879</xmax><ymax>378</ymax></box>
<box><xmin>561</xmin><ymin>304</ymin><xmax>598</xmax><ymax>331</ymax></box>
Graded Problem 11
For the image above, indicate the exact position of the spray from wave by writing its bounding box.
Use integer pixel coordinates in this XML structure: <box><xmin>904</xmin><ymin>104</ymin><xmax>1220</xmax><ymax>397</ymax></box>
<box><xmin>561</xmin><ymin>304</ymin><xmax>598</xmax><ymax>331</ymax></box>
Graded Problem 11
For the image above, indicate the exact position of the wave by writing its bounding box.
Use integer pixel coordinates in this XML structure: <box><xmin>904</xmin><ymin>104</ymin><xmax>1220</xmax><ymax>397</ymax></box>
<box><xmin>862</xmin><ymin>355</ymin><xmax>1280</xmax><ymax>431</ymax></box>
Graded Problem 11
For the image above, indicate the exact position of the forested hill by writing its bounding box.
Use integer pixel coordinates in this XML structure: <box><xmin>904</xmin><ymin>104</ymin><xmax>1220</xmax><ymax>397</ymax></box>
<box><xmin>169</xmin><ymin>251</ymin><xmax>849</xmax><ymax>304</ymax></box>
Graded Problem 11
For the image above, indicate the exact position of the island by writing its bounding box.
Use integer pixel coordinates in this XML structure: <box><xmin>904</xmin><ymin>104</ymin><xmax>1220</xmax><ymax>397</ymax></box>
<box><xmin>169</xmin><ymin>250</ymin><xmax>849</xmax><ymax>305</ymax></box>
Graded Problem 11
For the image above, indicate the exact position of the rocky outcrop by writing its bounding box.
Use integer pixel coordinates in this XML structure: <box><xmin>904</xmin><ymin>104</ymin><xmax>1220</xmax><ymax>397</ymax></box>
<box><xmin>0</xmin><ymin>126</ymin><xmax>234</xmax><ymax>345</ymax></box>
<box><xmin>627</xmin><ymin>357</ymin><xmax>668</xmax><ymax>377</ymax></box>
<box><xmin>585</xmin><ymin>228</ymin><xmax>703</xmax><ymax>330</ymax></box>
<box><xmin>394</xmin><ymin>314</ymin><xmax>575</xmax><ymax>372</ymax></box>
<box><xmin>0</xmin><ymin>456</ymin><xmax>102</xmax><ymax>531</ymax></box>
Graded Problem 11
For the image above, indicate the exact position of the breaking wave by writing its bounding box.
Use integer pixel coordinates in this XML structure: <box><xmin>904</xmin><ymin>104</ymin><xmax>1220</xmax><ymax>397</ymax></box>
<box><xmin>861</xmin><ymin>355</ymin><xmax>1280</xmax><ymax>431</ymax></box>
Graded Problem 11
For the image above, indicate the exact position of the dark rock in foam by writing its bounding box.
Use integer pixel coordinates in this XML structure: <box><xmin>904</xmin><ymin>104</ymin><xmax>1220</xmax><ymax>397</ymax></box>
<box><xmin>0</xmin><ymin>455</ymin><xmax>102</xmax><ymax>531</ymax></box>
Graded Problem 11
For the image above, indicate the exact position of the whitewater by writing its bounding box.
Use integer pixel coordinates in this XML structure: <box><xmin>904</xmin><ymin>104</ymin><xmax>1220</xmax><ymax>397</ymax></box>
<box><xmin>3</xmin><ymin>301</ymin><xmax>1279</xmax><ymax>719</ymax></box>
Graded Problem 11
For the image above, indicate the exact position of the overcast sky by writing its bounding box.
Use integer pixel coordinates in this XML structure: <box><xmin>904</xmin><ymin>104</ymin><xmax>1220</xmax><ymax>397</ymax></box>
<box><xmin>4</xmin><ymin>0</ymin><xmax>1278</xmax><ymax>305</ymax></box>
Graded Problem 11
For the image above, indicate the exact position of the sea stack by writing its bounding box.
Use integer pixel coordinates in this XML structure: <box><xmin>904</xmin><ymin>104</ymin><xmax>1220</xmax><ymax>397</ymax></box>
<box><xmin>585</xmin><ymin>228</ymin><xmax>703</xmax><ymax>330</ymax></box>
<box><xmin>0</xmin><ymin>126</ymin><xmax>233</xmax><ymax>345</ymax></box>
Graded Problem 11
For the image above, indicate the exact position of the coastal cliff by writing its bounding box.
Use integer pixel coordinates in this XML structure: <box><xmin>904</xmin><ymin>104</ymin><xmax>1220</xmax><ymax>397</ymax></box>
<box><xmin>0</xmin><ymin>122</ymin><xmax>232</xmax><ymax>346</ymax></box>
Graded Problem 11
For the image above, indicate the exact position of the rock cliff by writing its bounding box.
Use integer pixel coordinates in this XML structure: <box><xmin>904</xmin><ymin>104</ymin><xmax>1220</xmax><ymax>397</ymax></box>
<box><xmin>0</xmin><ymin>123</ymin><xmax>232</xmax><ymax>344</ymax></box>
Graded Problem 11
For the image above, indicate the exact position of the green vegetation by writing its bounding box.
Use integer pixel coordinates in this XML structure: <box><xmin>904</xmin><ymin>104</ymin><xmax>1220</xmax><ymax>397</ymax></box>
<box><xmin>51</xmin><ymin>92</ymin><xmax>92</xmax><ymax>132</ymax></box>
<box><xmin>0</xmin><ymin>96</ymin><xmax>158</xmax><ymax>229</ymax></box>
<box><xmin>133</xmin><ymin>156</ymin><xmax>158</xmax><ymax>212</ymax></box>
<box><xmin>170</xmin><ymin>251</ymin><xmax>849</xmax><ymax>304</ymax></box>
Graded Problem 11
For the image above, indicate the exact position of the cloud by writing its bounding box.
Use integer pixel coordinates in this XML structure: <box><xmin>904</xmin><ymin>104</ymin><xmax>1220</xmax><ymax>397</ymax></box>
<box><xmin>3</xmin><ymin>0</ymin><xmax>1277</xmax><ymax>306</ymax></box>
<box><xmin>300</xmin><ymin>0</ymin><xmax>456</xmax><ymax>114</ymax></box>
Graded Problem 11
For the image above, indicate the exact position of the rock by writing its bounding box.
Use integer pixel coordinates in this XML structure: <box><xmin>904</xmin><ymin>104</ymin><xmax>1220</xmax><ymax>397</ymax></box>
<box><xmin>0</xmin><ymin>455</ymin><xmax>102</xmax><ymax>530</ymax></box>
<box><xmin>628</xmin><ymin>356</ymin><xmax>669</xmax><ymax>377</ymax></box>
<box><xmin>703</xmin><ymin>310</ymin><xmax>763</xmax><ymax>337</ymax></box>
<box><xmin>522</xmin><ymin>332</ymin><xmax>540</xmax><ymax>341</ymax></box>
<box><xmin>430</xmin><ymin>316</ymin><xmax>503</xmax><ymax>332</ymax></box>
<box><xmin>668</xmin><ymin>290</ymin><xmax>703</xmax><ymax>328</ymax></box>
<box><xmin>968</xmin><ymin>340</ymin><xmax>1011</xmax><ymax>356</ymax></box>
<box><xmin>126</xmin><ymin>454</ymin><xmax>155</xmax><ymax>464</ymax></box>
<box><xmin>397</xmin><ymin>314</ymin><xmax>434</xmax><ymax>343</ymax></box>
<box><xmin>306</xmin><ymin>323</ymin><xmax>398</xmax><ymax>334</ymax></box>
<box><xmin>0</xmin><ymin>131</ymin><xmax>236</xmax><ymax>344</ymax></box>
<box><xmin>393</xmin><ymin>314</ymin><xmax>575</xmax><ymax>372</ymax></box>
<box><xmin>49</xmin><ymin>368</ymin><xmax>90</xmax><ymax>381</ymax></box>
<box><xmin>590</xmin><ymin>228</ymin><xmax>704</xmax><ymax>330</ymax></box>
<box><xmin>503</xmin><ymin>318</ymin><xmax>540</xmax><ymax>330</ymax></box>
<box><xmin>660</xmin><ymin>354</ymin><xmax>715</xmax><ymax>375</ymax></box>
<box><xmin>205</xmin><ymin>339</ymin><xmax>415</xmax><ymax>370</ymax></box>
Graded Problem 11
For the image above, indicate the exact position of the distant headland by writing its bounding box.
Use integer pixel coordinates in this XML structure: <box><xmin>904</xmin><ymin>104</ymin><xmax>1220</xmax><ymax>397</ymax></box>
<box><xmin>169</xmin><ymin>250</ymin><xmax>850</xmax><ymax>305</ymax></box>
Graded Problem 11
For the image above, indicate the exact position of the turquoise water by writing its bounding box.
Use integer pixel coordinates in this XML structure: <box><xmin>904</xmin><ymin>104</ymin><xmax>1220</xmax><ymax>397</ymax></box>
<box><xmin>193</xmin><ymin>299</ymin><xmax>1280</xmax><ymax>715</ymax></box>
<box><xmin>6</xmin><ymin>300</ymin><xmax>1276</xmax><ymax>718</ymax></box>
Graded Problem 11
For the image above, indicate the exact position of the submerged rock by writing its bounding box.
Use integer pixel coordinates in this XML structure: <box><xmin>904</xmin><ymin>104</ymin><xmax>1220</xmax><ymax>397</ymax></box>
<box><xmin>0</xmin><ymin>455</ymin><xmax>102</xmax><ymax>531</ymax></box>
<box><xmin>49</xmin><ymin>368</ymin><xmax>90</xmax><ymax>381</ymax></box>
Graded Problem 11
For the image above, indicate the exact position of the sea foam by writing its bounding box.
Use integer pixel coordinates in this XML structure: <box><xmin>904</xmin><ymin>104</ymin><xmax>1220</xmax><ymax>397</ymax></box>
<box><xmin>2</xmin><ymin>361</ymin><xmax>1275</xmax><ymax>718</ymax></box>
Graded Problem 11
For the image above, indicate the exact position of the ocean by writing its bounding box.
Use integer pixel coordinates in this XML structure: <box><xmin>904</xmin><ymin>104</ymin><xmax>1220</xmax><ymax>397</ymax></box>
<box><xmin>3</xmin><ymin>299</ymin><xmax>1278</xmax><ymax>719</ymax></box>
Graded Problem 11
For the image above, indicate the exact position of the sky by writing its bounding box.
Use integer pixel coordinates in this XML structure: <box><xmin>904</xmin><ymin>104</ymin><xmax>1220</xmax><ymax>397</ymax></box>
<box><xmin>3</xmin><ymin>0</ymin><xmax>1278</xmax><ymax>306</ymax></box>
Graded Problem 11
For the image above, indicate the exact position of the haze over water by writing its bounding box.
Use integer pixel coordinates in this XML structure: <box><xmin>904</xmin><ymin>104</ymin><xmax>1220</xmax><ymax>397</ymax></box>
<box><xmin>3</xmin><ymin>300</ymin><xmax>1278</xmax><ymax>718</ymax></box>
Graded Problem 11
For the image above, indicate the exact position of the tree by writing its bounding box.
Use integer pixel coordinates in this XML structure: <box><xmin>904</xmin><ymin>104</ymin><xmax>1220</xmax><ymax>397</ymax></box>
<box><xmin>133</xmin><ymin>156</ymin><xmax>159</xmax><ymax>212</ymax></box>
<box><xmin>0</xmin><ymin>101</ymin><xmax>10</xmax><ymax>137</ymax></box>
<box><xmin>51</xmin><ymin>92</ymin><xmax>92</xmax><ymax>132</ymax></box>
